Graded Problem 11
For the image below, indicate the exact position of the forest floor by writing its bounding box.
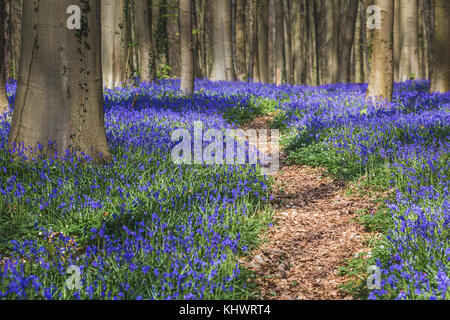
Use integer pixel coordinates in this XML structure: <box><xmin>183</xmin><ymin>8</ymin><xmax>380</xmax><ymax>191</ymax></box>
<box><xmin>240</xmin><ymin>116</ymin><xmax>382</xmax><ymax>300</ymax></box>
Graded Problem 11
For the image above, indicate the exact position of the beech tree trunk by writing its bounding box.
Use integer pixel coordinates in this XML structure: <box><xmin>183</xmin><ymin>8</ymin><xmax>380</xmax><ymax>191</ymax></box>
<box><xmin>134</xmin><ymin>0</ymin><xmax>155</xmax><ymax>83</ymax></box>
<box><xmin>274</xmin><ymin>0</ymin><xmax>284</xmax><ymax>85</ymax></box>
<box><xmin>235</xmin><ymin>0</ymin><xmax>246</xmax><ymax>81</ymax></box>
<box><xmin>211</xmin><ymin>0</ymin><xmax>235</xmax><ymax>81</ymax></box>
<box><xmin>325</xmin><ymin>0</ymin><xmax>338</xmax><ymax>83</ymax></box>
<box><xmin>102</xmin><ymin>0</ymin><xmax>128</xmax><ymax>88</ymax></box>
<box><xmin>180</xmin><ymin>0</ymin><xmax>194</xmax><ymax>95</ymax></box>
<box><xmin>393</xmin><ymin>0</ymin><xmax>400</xmax><ymax>82</ymax></box>
<box><xmin>338</xmin><ymin>0</ymin><xmax>359</xmax><ymax>83</ymax></box>
<box><xmin>283</xmin><ymin>0</ymin><xmax>293</xmax><ymax>84</ymax></box>
<box><xmin>292</xmin><ymin>0</ymin><xmax>304</xmax><ymax>84</ymax></box>
<box><xmin>430</xmin><ymin>0</ymin><xmax>450</xmax><ymax>93</ymax></box>
<box><xmin>399</xmin><ymin>0</ymin><xmax>420</xmax><ymax>81</ymax></box>
<box><xmin>0</xmin><ymin>0</ymin><xmax>8</xmax><ymax>114</ymax></box>
<box><xmin>257</xmin><ymin>0</ymin><xmax>269</xmax><ymax>83</ymax></box>
<box><xmin>8</xmin><ymin>0</ymin><xmax>110</xmax><ymax>162</ymax></box>
<box><xmin>366</xmin><ymin>0</ymin><xmax>395</xmax><ymax>101</ymax></box>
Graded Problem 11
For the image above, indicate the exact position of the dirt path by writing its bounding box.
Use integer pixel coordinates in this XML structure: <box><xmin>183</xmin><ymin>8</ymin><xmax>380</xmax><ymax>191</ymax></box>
<box><xmin>241</xmin><ymin>116</ymin><xmax>377</xmax><ymax>300</ymax></box>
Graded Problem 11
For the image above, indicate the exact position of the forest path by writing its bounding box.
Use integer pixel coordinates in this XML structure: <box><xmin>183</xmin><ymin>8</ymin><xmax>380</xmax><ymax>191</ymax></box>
<box><xmin>241</xmin><ymin>116</ymin><xmax>376</xmax><ymax>300</ymax></box>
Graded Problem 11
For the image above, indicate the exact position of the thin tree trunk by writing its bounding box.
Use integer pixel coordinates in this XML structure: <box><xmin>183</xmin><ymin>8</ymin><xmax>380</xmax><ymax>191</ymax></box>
<box><xmin>0</xmin><ymin>0</ymin><xmax>8</xmax><ymax>114</ymax></box>
<box><xmin>430</xmin><ymin>0</ymin><xmax>450</xmax><ymax>93</ymax></box>
<box><xmin>102</xmin><ymin>0</ymin><xmax>115</xmax><ymax>88</ymax></box>
<box><xmin>325</xmin><ymin>0</ymin><xmax>338</xmax><ymax>83</ymax></box>
<box><xmin>8</xmin><ymin>0</ymin><xmax>110</xmax><ymax>162</ymax></box>
<box><xmin>135</xmin><ymin>0</ymin><xmax>155</xmax><ymax>83</ymax></box>
<box><xmin>313</xmin><ymin>0</ymin><xmax>321</xmax><ymax>85</ymax></box>
<box><xmin>366</xmin><ymin>0</ymin><xmax>394</xmax><ymax>101</ymax></box>
<box><xmin>113</xmin><ymin>0</ymin><xmax>128</xmax><ymax>86</ymax></box>
<box><xmin>180</xmin><ymin>0</ymin><xmax>194</xmax><ymax>95</ymax></box>
<box><xmin>399</xmin><ymin>0</ymin><xmax>420</xmax><ymax>81</ymax></box>
<box><xmin>292</xmin><ymin>0</ymin><xmax>304</xmax><ymax>84</ymax></box>
<box><xmin>283</xmin><ymin>0</ymin><xmax>293</xmax><ymax>84</ymax></box>
<box><xmin>393</xmin><ymin>0</ymin><xmax>400</xmax><ymax>82</ymax></box>
<box><xmin>235</xmin><ymin>0</ymin><xmax>246</xmax><ymax>81</ymax></box>
<box><xmin>354</xmin><ymin>0</ymin><xmax>362</xmax><ymax>83</ymax></box>
<box><xmin>10</xmin><ymin>0</ymin><xmax>22</xmax><ymax>80</ymax></box>
<box><xmin>338</xmin><ymin>0</ymin><xmax>359</xmax><ymax>83</ymax></box>
<box><xmin>257</xmin><ymin>0</ymin><xmax>269</xmax><ymax>83</ymax></box>
<box><xmin>211</xmin><ymin>0</ymin><xmax>226</xmax><ymax>80</ymax></box>
<box><xmin>223</xmin><ymin>0</ymin><xmax>236</xmax><ymax>80</ymax></box>
<box><xmin>274</xmin><ymin>0</ymin><xmax>284</xmax><ymax>85</ymax></box>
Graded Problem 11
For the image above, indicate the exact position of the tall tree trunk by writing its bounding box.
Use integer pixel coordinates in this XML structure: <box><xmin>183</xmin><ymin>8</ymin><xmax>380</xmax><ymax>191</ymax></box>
<box><xmin>312</xmin><ymin>0</ymin><xmax>321</xmax><ymax>85</ymax></box>
<box><xmin>102</xmin><ymin>0</ymin><xmax>128</xmax><ymax>88</ymax></box>
<box><xmin>180</xmin><ymin>0</ymin><xmax>194</xmax><ymax>95</ymax></box>
<box><xmin>0</xmin><ymin>0</ymin><xmax>8</xmax><ymax>114</ymax></box>
<box><xmin>102</xmin><ymin>0</ymin><xmax>115</xmax><ymax>88</ymax></box>
<box><xmin>211</xmin><ymin>0</ymin><xmax>235</xmax><ymax>81</ymax></box>
<box><xmin>9</xmin><ymin>0</ymin><xmax>22</xmax><ymax>80</ymax></box>
<box><xmin>113</xmin><ymin>0</ymin><xmax>128</xmax><ymax>86</ymax></box>
<box><xmin>249</xmin><ymin>0</ymin><xmax>259</xmax><ymax>81</ymax></box>
<box><xmin>399</xmin><ymin>0</ymin><xmax>420</xmax><ymax>81</ymax></box>
<box><xmin>134</xmin><ymin>0</ymin><xmax>155</xmax><ymax>83</ymax></box>
<box><xmin>354</xmin><ymin>0</ymin><xmax>362</xmax><ymax>83</ymax></box>
<box><xmin>223</xmin><ymin>0</ymin><xmax>236</xmax><ymax>80</ymax></box>
<box><xmin>274</xmin><ymin>0</ymin><xmax>284</xmax><ymax>85</ymax></box>
<box><xmin>167</xmin><ymin>0</ymin><xmax>181</xmax><ymax>78</ymax></box>
<box><xmin>366</xmin><ymin>0</ymin><xmax>394</xmax><ymax>101</ymax></box>
<box><xmin>338</xmin><ymin>0</ymin><xmax>358</xmax><ymax>83</ymax></box>
<box><xmin>283</xmin><ymin>0</ymin><xmax>293</xmax><ymax>84</ymax></box>
<box><xmin>235</xmin><ymin>0</ymin><xmax>246</xmax><ymax>81</ymax></box>
<box><xmin>325</xmin><ymin>0</ymin><xmax>338</xmax><ymax>83</ymax></box>
<box><xmin>292</xmin><ymin>0</ymin><xmax>304</xmax><ymax>84</ymax></box>
<box><xmin>155</xmin><ymin>0</ymin><xmax>169</xmax><ymax>77</ymax></box>
<box><xmin>257</xmin><ymin>0</ymin><xmax>269</xmax><ymax>83</ymax></box>
<box><xmin>8</xmin><ymin>0</ymin><xmax>110</xmax><ymax>162</ymax></box>
<box><xmin>430</xmin><ymin>0</ymin><xmax>450</xmax><ymax>93</ymax></box>
<box><xmin>393</xmin><ymin>0</ymin><xmax>400</xmax><ymax>82</ymax></box>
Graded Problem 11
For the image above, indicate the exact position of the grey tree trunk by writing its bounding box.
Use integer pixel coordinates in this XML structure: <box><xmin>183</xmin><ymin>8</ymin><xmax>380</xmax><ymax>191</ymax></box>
<box><xmin>134</xmin><ymin>0</ymin><xmax>155</xmax><ymax>83</ymax></box>
<box><xmin>8</xmin><ymin>0</ymin><xmax>110</xmax><ymax>162</ymax></box>
<box><xmin>292</xmin><ymin>0</ymin><xmax>304</xmax><ymax>84</ymax></box>
<box><xmin>399</xmin><ymin>0</ymin><xmax>420</xmax><ymax>81</ymax></box>
<box><xmin>235</xmin><ymin>0</ymin><xmax>246</xmax><ymax>81</ymax></box>
<box><xmin>257</xmin><ymin>0</ymin><xmax>269</xmax><ymax>83</ymax></box>
<box><xmin>430</xmin><ymin>0</ymin><xmax>450</xmax><ymax>93</ymax></box>
<box><xmin>366</xmin><ymin>0</ymin><xmax>395</xmax><ymax>101</ymax></box>
<box><xmin>338</xmin><ymin>0</ymin><xmax>358</xmax><ymax>83</ymax></box>
<box><xmin>274</xmin><ymin>0</ymin><xmax>284</xmax><ymax>85</ymax></box>
<box><xmin>211</xmin><ymin>0</ymin><xmax>235</xmax><ymax>81</ymax></box>
<box><xmin>325</xmin><ymin>0</ymin><xmax>338</xmax><ymax>83</ymax></box>
<box><xmin>180</xmin><ymin>0</ymin><xmax>194</xmax><ymax>95</ymax></box>
<box><xmin>102</xmin><ymin>0</ymin><xmax>128</xmax><ymax>88</ymax></box>
<box><xmin>0</xmin><ymin>0</ymin><xmax>8</xmax><ymax>114</ymax></box>
<box><xmin>393</xmin><ymin>0</ymin><xmax>400</xmax><ymax>82</ymax></box>
<box><xmin>283</xmin><ymin>0</ymin><xmax>293</xmax><ymax>84</ymax></box>
<box><xmin>112</xmin><ymin>0</ymin><xmax>128</xmax><ymax>86</ymax></box>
